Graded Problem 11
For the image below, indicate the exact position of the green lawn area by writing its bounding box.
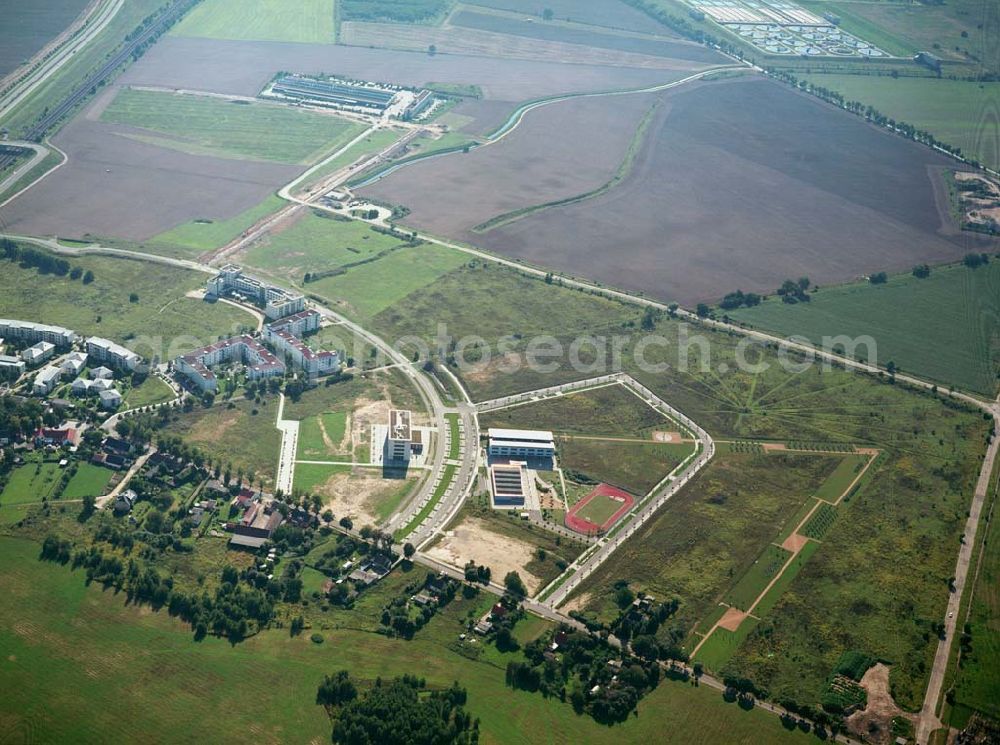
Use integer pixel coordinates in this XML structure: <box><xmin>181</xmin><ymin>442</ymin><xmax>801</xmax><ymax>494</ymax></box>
<box><xmin>311</xmin><ymin>242</ymin><xmax>467</xmax><ymax>324</ymax></box>
<box><xmin>160</xmin><ymin>399</ymin><xmax>281</xmax><ymax>486</ymax></box>
<box><xmin>0</xmin><ymin>535</ymin><xmax>814</xmax><ymax>744</ymax></box>
<box><xmin>242</xmin><ymin>210</ymin><xmax>407</xmax><ymax>284</ymax></box>
<box><xmin>150</xmin><ymin>195</ymin><xmax>286</xmax><ymax>256</ymax></box>
<box><xmin>557</xmin><ymin>438</ymin><xmax>694</xmax><ymax>496</ymax></box>
<box><xmin>696</xmin><ymin>619</ymin><xmax>761</xmax><ymax>673</ymax></box>
<box><xmin>813</xmin><ymin>454</ymin><xmax>871</xmax><ymax>503</ymax></box>
<box><xmin>728</xmin><ymin>261</ymin><xmax>1000</xmax><ymax>397</ymax></box>
<box><xmin>296</xmin><ymin>127</ymin><xmax>406</xmax><ymax>192</ymax></box>
<box><xmin>293</xmin><ymin>463</ymin><xmax>352</xmax><ymax>493</ymax></box>
<box><xmin>445</xmin><ymin>412</ymin><xmax>461</xmax><ymax>460</ymax></box>
<box><xmin>124</xmin><ymin>376</ymin><xmax>175</xmax><ymax>409</ymax></box>
<box><xmin>480</xmin><ymin>382</ymin><xmax>675</xmax><ymax>439</ymax></box>
<box><xmin>61</xmin><ymin>464</ymin><xmax>115</xmax><ymax>500</ymax></box>
<box><xmin>0</xmin><ymin>458</ymin><xmax>64</xmax><ymax>505</ymax></box>
<box><xmin>574</xmin><ymin>493</ymin><xmax>626</xmax><ymax>527</ymax></box>
<box><xmin>102</xmin><ymin>88</ymin><xmax>363</xmax><ymax>164</ymax></box>
<box><xmin>801</xmin><ymin>75</ymin><xmax>1000</xmax><ymax>171</ymax></box>
<box><xmin>296</xmin><ymin>412</ymin><xmax>350</xmax><ymax>460</ymax></box>
<box><xmin>0</xmin><ymin>247</ymin><xmax>257</xmax><ymax>354</ymax></box>
<box><xmin>724</xmin><ymin>544</ymin><xmax>793</xmax><ymax>612</ymax></box>
<box><xmin>171</xmin><ymin>0</ymin><xmax>335</xmax><ymax>43</ymax></box>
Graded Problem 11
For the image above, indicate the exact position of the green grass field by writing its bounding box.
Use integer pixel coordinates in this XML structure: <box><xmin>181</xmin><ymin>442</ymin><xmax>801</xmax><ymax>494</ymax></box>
<box><xmin>569</xmin><ymin>451</ymin><xmax>841</xmax><ymax>632</ymax></box>
<box><xmin>311</xmin><ymin>242</ymin><xmax>467</xmax><ymax>324</ymax></box>
<box><xmin>558</xmin><ymin>438</ymin><xmax>694</xmax><ymax>496</ymax></box>
<box><xmin>728</xmin><ymin>261</ymin><xmax>1000</xmax><ymax>397</ymax></box>
<box><xmin>296</xmin><ymin>411</ymin><xmax>350</xmax><ymax>460</ymax></box>
<box><xmin>102</xmin><ymin>89</ymin><xmax>363</xmax><ymax>164</ymax></box>
<box><xmin>242</xmin><ymin>210</ymin><xmax>407</xmax><ymax>284</ymax></box>
<box><xmin>696</xmin><ymin>618</ymin><xmax>761</xmax><ymax>673</ymax></box>
<box><xmin>296</xmin><ymin>127</ymin><xmax>406</xmax><ymax>191</ymax></box>
<box><xmin>123</xmin><ymin>376</ymin><xmax>175</xmax><ymax>408</ymax></box>
<box><xmin>0</xmin><ymin>535</ymin><xmax>815</xmax><ymax>744</ymax></box>
<box><xmin>0</xmin><ymin>247</ymin><xmax>256</xmax><ymax>352</ymax></box>
<box><xmin>172</xmin><ymin>0</ymin><xmax>335</xmax><ymax>43</ymax></box>
<box><xmin>724</xmin><ymin>544</ymin><xmax>793</xmax><ymax>612</ymax></box>
<box><xmin>802</xmin><ymin>75</ymin><xmax>1000</xmax><ymax>171</ymax></box>
<box><xmin>150</xmin><ymin>195</ymin><xmax>286</xmax><ymax>256</ymax></box>
<box><xmin>814</xmin><ymin>454</ymin><xmax>870</xmax><ymax>503</ymax></box>
<box><xmin>480</xmin><ymin>383</ymin><xmax>674</xmax><ymax>438</ymax></box>
<box><xmin>445</xmin><ymin>412</ymin><xmax>461</xmax><ymax>460</ymax></box>
<box><xmin>293</xmin><ymin>463</ymin><xmax>352</xmax><ymax>493</ymax></box>
<box><xmin>574</xmin><ymin>492</ymin><xmax>627</xmax><ymax>527</ymax></box>
<box><xmin>160</xmin><ymin>399</ymin><xmax>282</xmax><ymax>486</ymax></box>
<box><xmin>1</xmin><ymin>459</ymin><xmax>64</xmax><ymax>505</ymax></box>
<box><xmin>61</xmin><ymin>464</ymin><xmax>115</xmax><ymax>500</ymax></box>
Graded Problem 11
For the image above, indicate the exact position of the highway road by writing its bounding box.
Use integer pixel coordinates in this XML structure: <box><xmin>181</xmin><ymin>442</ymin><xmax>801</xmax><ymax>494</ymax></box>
<box><xmin>0</xmin><ymin>141</ymin><xmax>49</xmax><ymax>195</ymax></box>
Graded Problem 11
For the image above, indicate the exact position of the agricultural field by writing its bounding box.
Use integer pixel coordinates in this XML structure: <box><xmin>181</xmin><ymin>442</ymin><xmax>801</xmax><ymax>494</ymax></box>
<box><xmin>238</xmin><ymin>210</ymin><xmax>409</xmax><ymax>285</ymax></box>
<box><xmin>0</xmin><ymin>0</ymin><xmax>166</xmax><ymax>137</ymax></box>
<box><xmin>799</xmin><ymin>0</ymin><xmax>998</xmax><ymax>71</ymax></box>
<box><xmin>149</xmin><ymin>195</ymin><xmax>287</xmax><ymax>257</ymax></box>
<box><xmin>0</xmin><ymin>536</ymin><xmax>815</xmax><ymax>744</ymax></box>
<box><xmin>0</xmin><ymin>248</ymin><xmax>256</xmax><ymax>353</ymax></box>
<box><xmin>465</xmin><ymin>0</ymin><xmax>672</xmax><ymax>34</ymax></box>
<box><xmin>0</xmin><ymin>108</ymin><xmax>300</xmax><ymax>242</ymax></box>
<box><xmin>340</xmin><ymin>0</ymin><xmax>454</xmax><ymax>24</ymax></box>
<box><xmin>728</xmin><ymin>260</ymin><xmax>1000</xmax><ymax>397</ymax></box>
<box><xmin>172</xmin><ymin>0</ymin><xmax>336</xmax><ymax>43</ymax></box>
<box><xmin>480</xmin><ymin>383</ymin><xmax>670</xmax><ymax>437</ymax></box>
<box><xmin>100</xmin><ymin>89</ymin><xmax>364</xmax><ymax>165</ymax></box>
<box><xmin>449</xmin><ymin>8</ymin><xmax>725</xmax><ymax>63</ymax></box>
<box><xmin>557</xmin><ymin>437</ymin><xmax>693</xmax><ymax>496</ymax></box>
<box><xmin>0</xmin><ymin>0</ymin><xmax>90</xmax><ymax>76</ymax></box>
<box><xmin>802</xmin><ymin>75</ymin><xmax>1000</xmax><ymax>172</ymax></box>
<box><xmin>159</xmin><ymin>398</ymin><xmax>282</xmax><ymax>486</ymax></box>
<box><xmin>464</xmin><ymin>77</ymin><xmax>980</xmax><ymax>304</ymax></box>
<box><xmin>360</xmin><ymin>92</ymin><xmax>659</xmax><ymax>234</ymax></box>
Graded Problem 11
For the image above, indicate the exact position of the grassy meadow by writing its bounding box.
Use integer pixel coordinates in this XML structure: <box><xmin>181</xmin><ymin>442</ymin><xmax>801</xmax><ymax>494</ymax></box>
<box><xmin>0</xmin><ymin>248</ymin><xmax>255</xmax><ymax>354</ymax></box>
<box><xmin>728</xmin><ymin>261</ymin><xmax>1000</xmax><ymax>397</ymax></box>
<box><xmin>150</xmin><ymin>195</ymin><xmax>286</xmax><ymax>256</ymax></box>
<box><xmin>172</xmin><ymin>0</ymin><xmax>336</xmax><ymax>43</ymax></box>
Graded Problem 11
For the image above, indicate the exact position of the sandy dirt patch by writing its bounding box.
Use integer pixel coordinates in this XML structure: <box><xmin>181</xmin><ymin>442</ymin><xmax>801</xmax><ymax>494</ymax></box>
<box><xmin>781</xmin><ymin>532</ymin><xmax>809</xmax><ymax>552</ymax></box>
<box><xmin>762</xmin><ymin>442</ymin><xmax>789</xmax><ymax>452</ymax></box>
<box><xmin>652</xmin><ymin>431</ymin><xmax>682</xmax><ymax>442</ymax></box>
<box><xmin>315</xmin><ymin>469</ymin><xmax>412</xmax><ymax>526</ymax></box>
<box><xmin>717</xmin><ymin>606</ymin><xmax>748</xmax><ymax>632</ymax></box>
<box><xmin>846</xmin><ymin>663</ymin><xmax>913</xmax><ymax>744</ymax></box>
<box><xmin>560</xmin><ymin>591</ymin><xmax>593</xmax><ymax>615</ymax></box>
<box><xmin>426</xmin><ymin>517</ymin><xmax>541</xmax><ymax>593</ymax></box>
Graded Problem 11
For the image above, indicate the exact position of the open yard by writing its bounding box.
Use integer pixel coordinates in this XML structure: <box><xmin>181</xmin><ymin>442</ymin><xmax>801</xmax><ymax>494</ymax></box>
<box><xmin>124</xmin><ymin>376</ymin><xmax>175</xmax><ymax>409</ymax></box>
<box><xmin>295</xmin><ymin>464</ymin><xmax>420</xmax><ymax>526</ymax></box>
<box><xmin>171</xmin><ymin>0</ymin><xmax>335</xmax><ymax>43</ymax></box>
<box><xmin>296</xmin><ymin>412</ymin><xmax>350</xmax><ymax>460</ymax></box>
<box><xmin>0</xmin><ymin>535</ymin><xmax>815</xmax><ymax>744</ymax></box>
<box><xmin>159</xmin><ymin>398</ymin><xmax>282</xmax><ymax>486</ymax></box>
<box><xmin>729</xmin><ymin>260</ymin><xmax>1000</xmax><ymax>397</ymax></box>
<box><xmin>61</xmin><ymin>464</ymin><xmax>116</xmax><ymax>500</ymax></box>
<box><xmin>0</xmin><ymin>248</ymin><xmax>256</xmax><ymax>354</ymax></box>
<box><xmin>101</xmin><ymin>88</ymin><xmax>364</xmax><ymax>165</ymax></box>
<box><xmin>1</xmin><ymin>458</ymin><xmax>65</xmax><ymax>505</ymax></box>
